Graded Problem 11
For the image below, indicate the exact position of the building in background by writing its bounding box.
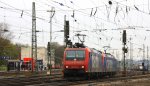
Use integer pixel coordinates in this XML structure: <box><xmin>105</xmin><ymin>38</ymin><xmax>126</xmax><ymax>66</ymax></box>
<box><xmin>21</xmin><ymin>46</ymin><xmax>55</xmax><ymax>70</ymax></box>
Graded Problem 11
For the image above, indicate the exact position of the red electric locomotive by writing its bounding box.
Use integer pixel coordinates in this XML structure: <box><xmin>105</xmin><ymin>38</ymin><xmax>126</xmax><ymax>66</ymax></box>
<box><xmin>62</xmin><ymin>45</ymin><xmax>118</xmax><ymax>78</ymax></box>
<box><xmin>63</xmin><ymin>47</ymin><xmax>90</xmax><ymax>77</ymax></box>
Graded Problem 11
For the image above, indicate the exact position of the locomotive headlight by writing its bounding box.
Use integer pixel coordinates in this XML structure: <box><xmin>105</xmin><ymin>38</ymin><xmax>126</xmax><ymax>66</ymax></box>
<box><xmin>66</xmin><ymin>66</ymin><xmax>68</xmax><ymax>68</ymax></box>
<box><xmin>81</xmin><ymin>66</ymin><xmax>84</xmax><ymax>68</ymax></box>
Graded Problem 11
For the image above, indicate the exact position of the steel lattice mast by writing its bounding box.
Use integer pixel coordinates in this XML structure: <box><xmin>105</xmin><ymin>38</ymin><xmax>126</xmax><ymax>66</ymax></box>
<box><xmin>32</xmin><ymin>2</ymin><xmax>37</xmax><ymax>72</ymax></box>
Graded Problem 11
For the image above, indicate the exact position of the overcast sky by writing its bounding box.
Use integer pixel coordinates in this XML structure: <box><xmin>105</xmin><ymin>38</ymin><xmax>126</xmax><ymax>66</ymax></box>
<box><xmin>1</xmin><ymin>0</ymin><xmax>150</xmax><ymax>60</ymax></box>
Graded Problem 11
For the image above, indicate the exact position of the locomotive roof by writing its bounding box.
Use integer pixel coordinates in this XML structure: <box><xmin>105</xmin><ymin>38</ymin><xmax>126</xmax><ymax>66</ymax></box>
<box><xmin>90</xmin><ymin>48</ymin><xmax>102</xmax><ymax>53</ymax></box>
<box><xmin>105</xmin><ymin>53</ymin><xmax>115</xmax><ymax>59</ymax></box>
<box><xmin>65</xmin><ymin>47</ymin><xmax>89</xmax><ymax>50</ymax></box>
<box><xmin>65</xmin><ymin>47</ymin><xmax>103</xmax><ymax>53</ymax></box>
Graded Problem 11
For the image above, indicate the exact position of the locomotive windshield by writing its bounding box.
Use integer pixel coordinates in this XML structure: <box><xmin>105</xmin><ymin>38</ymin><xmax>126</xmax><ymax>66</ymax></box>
<box><xmin>66</xmin><ymin>50</ymin><xmax>85</xmax><ymax>60</ymax></box>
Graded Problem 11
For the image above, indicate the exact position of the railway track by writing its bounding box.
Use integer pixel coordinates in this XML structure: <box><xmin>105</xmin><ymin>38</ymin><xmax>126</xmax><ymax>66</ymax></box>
<box><xmin>0</xmin><ymin>71</ymin><xmax>150</xmax><ymax>86</ymax></box>
<box><xmin>67</xmin><ymin>74</ymin><xmax>150</xmax><ymax>86</ymax></box>
<box><xmin>27</xmin><ymin>73</ymin><xmax>150</xmax><ymax>86</ymax></box>
<box><xmin>0</xmin><ymin>74</ymin><xmax>62</xmax><ymax>86</ymax></box>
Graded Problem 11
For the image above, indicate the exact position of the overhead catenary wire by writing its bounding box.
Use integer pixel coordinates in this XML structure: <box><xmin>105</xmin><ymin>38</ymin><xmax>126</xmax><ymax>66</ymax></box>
<box><xmin>1</xmin><ymin>2</ymin><xmax>150</xmax><ymax>25</ymax></box>
<box><xmin>0</xmin><ymin>1</ymin><xmax>97</xmax><ymax>32</ymax></box>
<box><xmin>0</xmin><ymin>0</ymin><xmax>132</xmax><ymax>31</ymax></box>
<box><xmin>0</xmin><ymin>0</ymin><xmax>150</xmax><ymax>49</ymax></box>
<box><xmin>111</xmin><ymin>0</ymin><xmax>150</xmax><ymax>15</ymax></box>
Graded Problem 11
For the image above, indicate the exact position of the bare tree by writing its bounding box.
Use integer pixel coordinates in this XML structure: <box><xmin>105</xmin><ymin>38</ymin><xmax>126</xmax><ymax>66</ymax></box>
<box><xmin>0</xmin><ymin>23</ymin><xmax>12</xmax><ymax>40</ymax></box>
<box><xmin>0</xmin><ymin>22</ymin><xmax>18</xmax><ymax>59</ymax></box>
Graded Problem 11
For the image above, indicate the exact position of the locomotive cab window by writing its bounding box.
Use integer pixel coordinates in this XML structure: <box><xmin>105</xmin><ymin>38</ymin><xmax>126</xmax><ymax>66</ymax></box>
<box><xmin>66</xmin><ymin>51</ymin><xmax>76</xmax><ymax>60</ymax></box>
<box><xmin>76</xmin><ymin>50</ymin><xmax>85</xmax><ymax>60</ymax></box>
<box><xmin>66</xmin><ymin>50</ymin><xmax>85</xmax><ymax>60</ymax></box>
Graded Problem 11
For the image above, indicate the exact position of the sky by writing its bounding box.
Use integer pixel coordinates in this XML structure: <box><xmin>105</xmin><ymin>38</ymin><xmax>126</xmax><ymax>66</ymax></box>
<box><xmin>0</xmin><ymin>0</ymin><xmax>150</xmax><ymax>60</ymax></box>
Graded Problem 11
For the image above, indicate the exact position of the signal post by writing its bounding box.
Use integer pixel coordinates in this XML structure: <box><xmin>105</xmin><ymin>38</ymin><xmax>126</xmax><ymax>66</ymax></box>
<box><xmin>122</xmin><ymin>30</ymin><xmax>128</xmax><ymax>76</ymax></box>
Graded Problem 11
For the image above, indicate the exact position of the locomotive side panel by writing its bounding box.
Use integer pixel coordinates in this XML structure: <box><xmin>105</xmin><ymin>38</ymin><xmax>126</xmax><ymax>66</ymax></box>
<box><xmin>98</xmin><ymin>52</ymin><xmax>102</xmax><ymax>72</ymax></box>
<box><xmin>106</xmin><ymin>58</ymin><xmax>113</xmax><ymax>72</ymax></box>
<box><xmin>112</xmin><ymin>59</ymin><xmax>118</xmax><ymax>72</ymax></box>
<box><xmin>88</xmin><ymin>49</ymin><xmax>103</xmax><ymax>73</ymax></box>
<box><xmin>105</xmin><ymin>56</ymin><xmax>118</xmax><ymax>73</ymax></box>
<box><xmin>84</xmin><ymin>48</ymin><xmax>90</xmax><ymax>72</ymax></box>
<box><xmin>91</xmin><ymin>52</ymin><xmax>99</xmax><ymax>72</ymax></box>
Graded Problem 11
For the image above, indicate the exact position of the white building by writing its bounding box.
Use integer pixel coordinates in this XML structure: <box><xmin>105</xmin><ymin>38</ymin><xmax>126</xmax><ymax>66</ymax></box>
<box><xmin>21</xmin><ymin>46</ymin><xmax>55</xmax><ymax>68</ymax></box>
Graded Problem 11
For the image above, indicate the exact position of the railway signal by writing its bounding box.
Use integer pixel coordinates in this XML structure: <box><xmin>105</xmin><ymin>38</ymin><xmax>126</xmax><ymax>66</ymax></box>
<box><xmin>65</xmin><ymin>21</ymin><xmax>70</xmax><ymax>39</ymax></box>
<box><xmin>122</xmin><ymin>30</ymin><xmax>128</xmax><ymax>76</ymax></box>
<box><xmin>123</xmin><ymin>30</ymin><xmax>126</xmax><ymax>45</ymax></box>
<box><xmin>64</xmin><ymin>21</ymin><xmax>70</xmax><ymax>43</ymax></box>
<box><xmin>64</xmin><ymin>19</ymin><xmax>72</xmax><ymax>48</ymax></box>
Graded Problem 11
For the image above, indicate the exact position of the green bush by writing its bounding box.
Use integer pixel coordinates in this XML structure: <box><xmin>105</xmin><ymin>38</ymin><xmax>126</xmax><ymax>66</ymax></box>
<box><xmin>0</xmin><ymin>65</ymin><xmax>7</xmax><ymax>71</ymax></box>
<box><xmin>0</xmin><ymin>60</ymin><xmax>7</xmax><ymax>66</ymax></box>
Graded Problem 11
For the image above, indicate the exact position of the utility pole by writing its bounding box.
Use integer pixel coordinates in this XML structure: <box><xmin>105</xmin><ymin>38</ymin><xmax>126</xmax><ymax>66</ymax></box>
<box><xmin>47</xmin><ymin>7</ymin><xmax>55</xmax><ymax>75</ymax></box>
<box><xmin>143</xmin><ymin>44</ymin><xmax>145</xmax><ymax>74</ymax></box>
<box><xmin>64</xmin><ymin>15</ymin><xmax>66</xmax><ymax>48</ymax></box>
<box><xmin>47</xmin><ymin>42</ymin><xmax>50</xmax><ymax>73</ymax></box>
<box><xmin>130</xmin><ymin>37</ymin><xmax>133</xmax><ymax>70</ymax></box>
<box><xmin>147</xmin><ymin>46</ymin><xmax>149</xmax><ymax>72</ymax></box>
<box><xmin>32</xmin><ymin>2</ymin><xmax>37</xmax><ymax>72</ymax></box>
